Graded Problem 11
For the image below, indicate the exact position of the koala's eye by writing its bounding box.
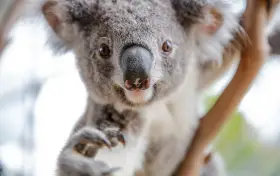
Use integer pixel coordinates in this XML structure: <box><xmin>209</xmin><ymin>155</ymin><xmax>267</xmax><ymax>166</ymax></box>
<box><xmin>99</xmin><ymin>44</ymin><xmax>111</xmax><ymax>59</ymax></box>
<box><xmin>162</xmin><ymin>40</ymin><xmax>172</xmax><ymax>53</ymax></box>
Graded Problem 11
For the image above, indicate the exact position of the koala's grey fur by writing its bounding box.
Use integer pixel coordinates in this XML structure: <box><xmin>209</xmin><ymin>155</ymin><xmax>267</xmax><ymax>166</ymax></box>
<box><xmin>39</xmin><ymin>0</ymin><xmax>245</xmax><ymax>175</ymax></box>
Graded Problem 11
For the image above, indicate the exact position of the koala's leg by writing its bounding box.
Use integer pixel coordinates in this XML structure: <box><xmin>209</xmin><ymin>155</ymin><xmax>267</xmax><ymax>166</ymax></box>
<box><xmin>56</xmin><ymin>127</ymin><xmax>122</xmax><ymax>176</ymax></box>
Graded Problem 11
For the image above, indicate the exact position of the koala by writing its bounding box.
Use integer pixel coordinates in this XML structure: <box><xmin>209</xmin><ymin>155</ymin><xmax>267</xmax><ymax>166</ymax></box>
<box><xmin>40</xmin><ymin>0</ymin><xmax>243</xmax><ymax>175</ymax></box>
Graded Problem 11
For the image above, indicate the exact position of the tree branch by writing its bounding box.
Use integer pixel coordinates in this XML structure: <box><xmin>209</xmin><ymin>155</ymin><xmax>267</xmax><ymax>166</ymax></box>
<box><xmin>178</xmin><ymin>0</ymin><xmax>274</xmax><ymax>175</ymax></box>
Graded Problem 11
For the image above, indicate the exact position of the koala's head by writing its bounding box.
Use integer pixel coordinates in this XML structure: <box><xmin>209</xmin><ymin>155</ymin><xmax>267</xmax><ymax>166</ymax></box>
<box><xmin>42</xmin><ymin>0</ymin><xmax>239</xmax><ymax>108</ymax></box>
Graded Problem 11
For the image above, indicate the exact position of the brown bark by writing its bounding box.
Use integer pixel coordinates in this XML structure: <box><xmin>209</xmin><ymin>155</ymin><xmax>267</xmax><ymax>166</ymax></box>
<box><xmin>177</xmin><ymin>0</ymin><xmax>273</xmax><ymax>175</ymax></box>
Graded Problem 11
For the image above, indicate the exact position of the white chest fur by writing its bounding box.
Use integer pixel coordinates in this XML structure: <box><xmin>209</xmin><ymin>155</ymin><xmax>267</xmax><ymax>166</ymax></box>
<box><xmin>94</xmin><ymin>98</ymin><xmax>199</xmax><ymax>176</ymax></box>
<box><xmin>94</xmin><ymin>133</ymin><xmax>147</xmax><ymax>176</ymax></box>
<box><xmin>94</xmin><ymin>110</ymin><xmax>149</xmax><ymax>176</ymax></box>
<box><xmin>93</xmin><ymin>103</ymin><xmax>173</xmax><ymax>176</ymax></box>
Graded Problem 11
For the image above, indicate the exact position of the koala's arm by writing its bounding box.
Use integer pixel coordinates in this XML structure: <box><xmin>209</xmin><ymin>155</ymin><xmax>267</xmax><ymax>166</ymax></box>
<box><xmin>56</xmin><ymin>98</ymin><xmax>125</xmax><ymax>176</ymax></box>
<box><xmin>56</xmin><ymin>99</ymin><xmax>108</xmax><ymax>176</ymax></box>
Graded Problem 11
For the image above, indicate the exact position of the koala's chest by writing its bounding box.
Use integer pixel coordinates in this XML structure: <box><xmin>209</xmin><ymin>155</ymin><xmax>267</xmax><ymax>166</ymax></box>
<box><xmin>93</xmin><ymin>105</ymin><xmax>148</xmax><ymax>176</ymax></box>
<box><xmin>93</xmin><ymin>102</ymin><xmax>197</xmax><ymax>176</ymax></box>
<box><xmin>95</xmin><ymin>131</ymin><xmax>148</xmax><ymax>176</ymax></box>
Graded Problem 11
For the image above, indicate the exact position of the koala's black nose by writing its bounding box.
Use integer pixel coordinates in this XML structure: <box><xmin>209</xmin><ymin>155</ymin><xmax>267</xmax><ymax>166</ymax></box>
<box><xmin>120</xmin><ymin>45</ymin><xmax>153</xmax><ymax>91</ymax></box>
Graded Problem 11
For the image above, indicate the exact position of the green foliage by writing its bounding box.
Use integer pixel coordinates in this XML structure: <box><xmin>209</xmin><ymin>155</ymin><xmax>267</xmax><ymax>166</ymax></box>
<box><xmin>204</xmin><ymin>95</ymin><xmax>280</xmax><ymax>176</ymax></box>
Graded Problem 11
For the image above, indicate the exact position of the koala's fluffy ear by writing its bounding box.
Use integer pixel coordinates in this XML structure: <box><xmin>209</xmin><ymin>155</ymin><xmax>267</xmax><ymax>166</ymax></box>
<box><xmin>42</xmin><ymin>0</ymin><xmax>77</xmax><ymax>41</ymax></box>
<box><xmin>172</xmin><ymin>0</ymin><xmax>241</xmax><ymax>66</ymax></box>
<box><xmin>42</xmin><ymin>1</ymin><xmax>60</xmax><ymax>33</ymax></box>
<box><xmin>41</xmin><ymin>0</ymin><xmax>86</xmax><ymax>54</ymax></box>
<box><xmin>199</xmin><ymin>7</ymin><xmax>224</xmax><ymax>36</ymax></box>
<box><xmin>171</xmin><ymin>0</ymin><xmax>228</xmax><ymax>36</ymax></box>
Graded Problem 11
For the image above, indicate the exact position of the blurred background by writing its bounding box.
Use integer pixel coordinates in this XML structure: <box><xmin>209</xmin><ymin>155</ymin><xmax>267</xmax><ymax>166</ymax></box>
<box><xmin>1</xmin><ymin>0</ymin><xmax>280</xmax><ymax>176</ymax></box>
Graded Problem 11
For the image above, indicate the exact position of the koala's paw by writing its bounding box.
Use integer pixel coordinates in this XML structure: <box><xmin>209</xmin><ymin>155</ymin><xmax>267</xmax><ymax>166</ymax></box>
<box><xmin>86</xmin><ymin>162</ymin><xmax>121</xmax><ymax>176</ymax></box>
<box><xmin>70</xmin><ymin>127</ymin><xmax>126</xmax><ymax>158</ymax></box>
<box><xmin>57</xmin><ymin>154</ymin><xmax>121</xmax><ymax>176</ymax></box>
<box><xmin>59</xmin><ymin>127</ymin><xmax>124</xmax><ymax>175</ymax></box>
<box><xmin>71</xmin><ymin>128</ymin><xmax>112</xmax><ymax>158</ymax></box>
<box><xmin>103</xmin><ymin>127</ymin><xmax>126</xmax><ymax>147</ymax></box>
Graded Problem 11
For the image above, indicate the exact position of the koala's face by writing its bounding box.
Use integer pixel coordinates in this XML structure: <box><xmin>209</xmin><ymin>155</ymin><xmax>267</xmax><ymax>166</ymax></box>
<box><xmin>73</xmin><ymin>1</ymin><xmax>191</xmax><ymax>107</ymax></box>
<box><xmin>42</xmin><ymin>0</ymin><xmax>238</xmax><ymax>107</ymax></box>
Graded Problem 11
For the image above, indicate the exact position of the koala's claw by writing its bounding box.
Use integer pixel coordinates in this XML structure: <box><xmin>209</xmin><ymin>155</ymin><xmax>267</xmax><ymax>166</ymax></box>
<box><xmin>70</xmin><ymin>128</ymin><xmax>112</xmax><ymax>158</ymax></box>
<box><xmin>70</xmin><ymin>127</ymin><xmax>126</xmax><ymax>158</ymax></box>
<box><xmin>73</xmin><ymin>139</ymin><xmax>111</xmax><ymax>158</ymax></box>
<box><xmin>103</xmin><ymin>127</ymin><xmax>126</xmax><ymax>147</ymax></box>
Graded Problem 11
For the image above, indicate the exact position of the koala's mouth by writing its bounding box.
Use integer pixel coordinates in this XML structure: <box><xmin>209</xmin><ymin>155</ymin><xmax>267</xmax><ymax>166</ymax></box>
<box><xmin>113</xmin><ymin>84</ymin><xmax>157</xmax><ymax>107</ymax></box>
